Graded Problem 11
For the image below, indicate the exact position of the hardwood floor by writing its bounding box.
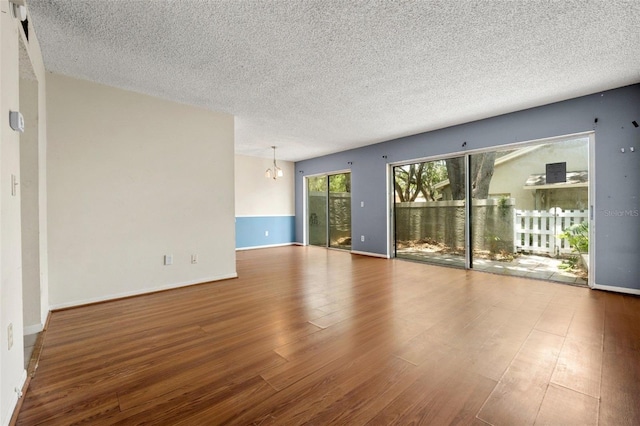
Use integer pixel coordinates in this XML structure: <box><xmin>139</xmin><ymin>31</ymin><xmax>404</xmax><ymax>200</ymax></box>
<box><xmin>15</xmin><ymin>246</ymin><xmax>640</xmax><ymax>425</ymax></box>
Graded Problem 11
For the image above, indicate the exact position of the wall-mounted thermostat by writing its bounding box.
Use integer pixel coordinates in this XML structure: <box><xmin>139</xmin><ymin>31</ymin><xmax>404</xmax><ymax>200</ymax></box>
<box><xmin>9</xmin><ymin>111</ymin><xmax>24</xmax><ymax>133</ymax></box>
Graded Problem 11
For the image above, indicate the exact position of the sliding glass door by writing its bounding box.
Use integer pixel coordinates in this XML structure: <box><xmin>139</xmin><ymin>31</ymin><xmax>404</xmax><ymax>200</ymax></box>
<box><xmin>393</xmin><ymin>136</ymin><xmax>590</xmax><ymax>285</ymax></box>
<box><xmin>307</xmin><ymin>172</ymin><xmax>351</xmax><ymax>250</ymax></box>
<box><xmin>308</xmin><ymin>176</ymin><xmax>327</xmax><ymax>247</ymax></box>
<box><xmin>328</xmin><ymin>173</ymin><xmax>352</xmax><ymax>249</ymax></box>
<box><xmin>470</xmin><ymin>138</ymin><xmax>589</xmax><ymax>285</ymax></box>
<box><xmin>393</xmin><ymin>157</ymin><xmax>466</xmax><ymax>268</ymax></box>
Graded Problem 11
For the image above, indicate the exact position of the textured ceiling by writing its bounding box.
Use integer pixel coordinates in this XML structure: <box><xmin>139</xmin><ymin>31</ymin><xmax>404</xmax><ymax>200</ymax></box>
<box><xmin>26</xmin><ymin>0</ymin><xmax>640</xmax><ymax>161</ymax></box>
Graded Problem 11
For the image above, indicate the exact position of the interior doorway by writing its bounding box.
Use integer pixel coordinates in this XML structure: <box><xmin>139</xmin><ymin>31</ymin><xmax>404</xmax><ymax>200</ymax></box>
<box><xmin>307</xmin><ymin>172</ymin><xmax>352</xmax><ymax>250</ymax></box>
<box><xmin>19</xmin><ymin>36</ymin><xmax>44</xmax><ymax>369</ymax></box>
<box><xmin>392</xmin><ymin>135</ymin><xmax>592</xmax><ymax>286</ymax></box>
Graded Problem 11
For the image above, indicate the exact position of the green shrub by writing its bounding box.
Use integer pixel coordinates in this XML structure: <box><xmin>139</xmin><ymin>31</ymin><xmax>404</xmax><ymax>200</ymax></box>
<box><xmin>559</xmin><ymin>222</ymin><xmax>589</xmax><ymax>254</ymax></box>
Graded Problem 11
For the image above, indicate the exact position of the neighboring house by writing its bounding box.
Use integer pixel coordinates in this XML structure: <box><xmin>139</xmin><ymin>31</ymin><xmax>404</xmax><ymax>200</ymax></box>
<box><xmin>522</xmin><ymin>170</ymin><xmax>588</xmax><ymax>211</ymax></box>
<box><xmin>437</xmin><ymin>137</ymin><xmax>589</xmax><ymax>211</ymax></box>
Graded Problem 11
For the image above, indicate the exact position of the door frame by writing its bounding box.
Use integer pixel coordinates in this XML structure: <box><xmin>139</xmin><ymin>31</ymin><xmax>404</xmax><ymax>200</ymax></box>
<box><xmin>588</xmin><ymin>132</ymin><xmax>595</xmax><ymax>288</ymax></box>
<box><xmin>304</xmin><ymin>169</ymin><xmax>351</xmax><ymax>249</ymax></box>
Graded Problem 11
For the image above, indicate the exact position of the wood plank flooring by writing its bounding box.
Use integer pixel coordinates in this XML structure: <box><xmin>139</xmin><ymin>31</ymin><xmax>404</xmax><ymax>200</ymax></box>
<box><xmin>15</xmin><ymin>246</ymin><xmax>640</xmax><ymax>425</ymax></box>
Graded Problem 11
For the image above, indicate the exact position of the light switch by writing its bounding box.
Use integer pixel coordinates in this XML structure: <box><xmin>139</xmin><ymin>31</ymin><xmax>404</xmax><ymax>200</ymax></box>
<box><xmin>9</xmin><ymin>111</ymin><xmax>24</xmax><ymax>132</ymax></box>
<box><xmin>11</xmin><ymin>174</ymin><xmax>18</xmax><ymax>196</ymax></box>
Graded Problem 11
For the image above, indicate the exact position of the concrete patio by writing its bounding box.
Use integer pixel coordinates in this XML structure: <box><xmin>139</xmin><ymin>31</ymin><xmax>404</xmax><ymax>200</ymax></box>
<box><xmin>397</xmin><ymin>250</ymin><xmax>588</xmax><ymax>286</ymax></box>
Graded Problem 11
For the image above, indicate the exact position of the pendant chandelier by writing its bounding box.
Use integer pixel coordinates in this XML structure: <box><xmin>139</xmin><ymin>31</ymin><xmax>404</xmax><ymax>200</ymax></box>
<box><xmin>265</xmin><ymin>146</ymin><xmax>283</xmax><ymax>180</ymax></box>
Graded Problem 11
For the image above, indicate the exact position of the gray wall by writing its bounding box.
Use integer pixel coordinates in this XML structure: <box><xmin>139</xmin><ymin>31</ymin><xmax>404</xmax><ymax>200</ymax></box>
<box><xmin>295</xmin><ymin>84</ymin><xmax>640</xmax><ymax>291</ymax></box>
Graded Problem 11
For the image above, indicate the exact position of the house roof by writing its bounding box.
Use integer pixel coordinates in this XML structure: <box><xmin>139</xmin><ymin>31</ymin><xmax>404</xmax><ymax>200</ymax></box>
<box><xmin>523</xmin><ymin>171</ymin><xmax>589</xmax><ymax>190</ymax></box>
<box><xmin>25</xmin><ymin>0</ymin><xmax>640</xmax><ymax>161</ymax></box>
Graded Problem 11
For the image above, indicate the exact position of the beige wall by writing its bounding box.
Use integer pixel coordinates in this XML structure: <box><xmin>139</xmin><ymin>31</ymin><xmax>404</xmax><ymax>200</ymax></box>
<box><xmin>1</xmin><ymin>1</ymin><xmax>49</xmax><ymax>421</ymax></box>
<box><xmin>24</xmin><ymin>17</ymin><xmax>50</xmax><ymax>336</ymax></box>
<box><xmin>2</xmin><ymin>5</ymin><xmax>236</xmax><ymax>419</ymax></box>
<box><xmin>46</xmin><ymin>74</ymin><xmax>236</xmax><ymax>308</ymax></box>
<box><xmin>235</xmin><ymin>154</ymin><xmax>294</xmax><ymax>216</ymax></box>
<box><xmin>1</xmin><ymin>4</ymin><xmax>25</xmax><ymax>420</ymax></box>
<box><xmin>19</xmin><ymin>75</ymin><xmax>40</xmax><ymax>332</ymax></box>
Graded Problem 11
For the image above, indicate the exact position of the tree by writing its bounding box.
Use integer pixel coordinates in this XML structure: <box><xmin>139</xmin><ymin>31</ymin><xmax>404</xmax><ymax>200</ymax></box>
<box><xmin>394</xmin><ymin>161</ymin><xmax>447</xmax><ymax>202</ymax></box>
<box><xmin>308</xmin><ymin>173</ymin><xmax>350</xmax><ymax>193</ymax></box>
<box><xmin>445</xmin><ymin>157</ymin><xmax>465</xmax><ymax>200</ymax></box>
<box><xmin>444</xmin><ymin>153</ymin><xmax>497</xmax><ymax>200</ymax></box>
<box><xmin>443</xmin><ymin>153</ymin><xmax>497</xmax><ymax>252</ymax></box>
<box><xmin>308</xmin><ymin>176</ymin><xmax>327</xmax><ymax>193</ymax></box>
<box><xmin>470</xmin><ymin>152</ymin><xmax>497</xmax><ymax>199</ymax></box>
<box><xmin>394</xmin><ymin>163</ymin><xmax>424</xmax><ymax>202</ymax></box>
<box><xmin>329</xmin><ymin>173</ymin><xmax>350</xmax><ymax>193</ymax></box>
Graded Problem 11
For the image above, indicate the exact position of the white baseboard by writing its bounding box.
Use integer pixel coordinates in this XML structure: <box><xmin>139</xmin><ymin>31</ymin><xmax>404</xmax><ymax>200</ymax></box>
<box><xmin>23</xmin><ymin>323</ymin><xmax>44</xmax><ymax>335</ymax></box>
<box><xmin>49</xmin><ymin>273</ymin><xmax>238</xmax><ymax>310</ymax></box>
<box><xmin>236</xmin><ymin>243</ymin><xmax>295</xmax><ymax>251</ymax></box>
<box><xmin>3</xmin><ymin>369</ymin><xmax>27</xmax><ymax>426</ymax></box>
<box><xmin>350</xmin><ymin>250</ymin><xmax>390</xmax><ymax>259</ymax></box>
<box><xmin>592</xmin><ymin>283</ymin><xmax>640</xmax><ymax>295</ymax></box>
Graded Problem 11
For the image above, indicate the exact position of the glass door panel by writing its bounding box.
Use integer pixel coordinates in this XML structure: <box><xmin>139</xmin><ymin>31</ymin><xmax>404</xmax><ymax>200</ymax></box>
<box><xmin>394</xmin><ymin>157</ymin><xmax>466</xmax><ymax>268</ymax></box>
<box><xmin>307</xmin><ymin>176</ymin><xmax>327</xmax><ymax>247</ymax></box>
<box><xmin>328</xmin><ymin>173</ymin><xmax>351</xmax><ymax>249</ymax></box>
<box><xmin>470</xmin><ymin>137</ymin><xmax>589</xmax><ymax>285</ymax></box>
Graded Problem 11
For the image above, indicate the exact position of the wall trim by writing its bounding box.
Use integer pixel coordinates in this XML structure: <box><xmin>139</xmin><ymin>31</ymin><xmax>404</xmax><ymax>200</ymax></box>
<box><xmin>4</xmin><ymin>369</ymin><xmax>27</xmax><ymax>426</ymax></box>
<box><xmin>49</xmin><ymin>273</ymin><xmax>238</xmax><ymax>310</ymax></box>
<box><xmin>592</xmin><ymin>284</ymin><xmax>640</xmax><ymax>296</ymax></box>
<box><xmin>236</xmin><ymin>242</ymin><xmax>296</xmax><ymax>251</ymax></box>
<box><xmin>23</xmin><ymin>323</ymin><xmax>44</xmax><ymax>335</ymax></box>
<box><xmin>350</xmin><ymin>250</ymin><xmax>390</xmax><ymax>259</ymax></box>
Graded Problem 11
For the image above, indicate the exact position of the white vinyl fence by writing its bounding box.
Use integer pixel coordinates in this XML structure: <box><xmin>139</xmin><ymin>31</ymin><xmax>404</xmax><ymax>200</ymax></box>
<box><xmin>514</xmin><ymin>208</ymin><xmax>588</xmax><ymax>256</ymax></box>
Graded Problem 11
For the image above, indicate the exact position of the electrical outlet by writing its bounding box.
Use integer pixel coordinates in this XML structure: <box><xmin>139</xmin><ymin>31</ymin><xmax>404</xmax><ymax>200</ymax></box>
<box><xmin>265</xmin><ymin>230</ymin><xmax>269</xmax><ymax>237</ymax></box>
<box><xmin>164</xmin><ymin>254</ymin><xmax>173</xmax><ymax>265</ymax></box>
<box><xmin>8</xmin><ymin>323</ymin><xmax>13</xmax><ymax>350</ymax></box>
<box><xmin>191</xmin><ymin>254</ymin><xmax>198</xmax><ymax>264</ymax></box>
<box><xmin>361</xmin><ymin>235</ymin><xmax>365</xmax><ymax>242</ymax></box>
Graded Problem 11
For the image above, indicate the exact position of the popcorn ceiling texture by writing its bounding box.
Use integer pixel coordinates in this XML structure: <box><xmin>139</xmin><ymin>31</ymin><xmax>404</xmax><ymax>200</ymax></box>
<box><xmin>26</xmin><ymin>0</ymin><xmax>640</xmax><ymax>161</ymax></box>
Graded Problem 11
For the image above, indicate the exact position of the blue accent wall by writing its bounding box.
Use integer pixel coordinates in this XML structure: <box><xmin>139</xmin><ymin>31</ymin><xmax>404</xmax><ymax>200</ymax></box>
<box><xmin>236</xmin><ymin>216</ymin><xmax>295</xmax><ymax>249</ymax></box>
<box><xmin>295</xmin><ymin>84</ymin><xmax>640</xmax><ymax>291</ymax></box>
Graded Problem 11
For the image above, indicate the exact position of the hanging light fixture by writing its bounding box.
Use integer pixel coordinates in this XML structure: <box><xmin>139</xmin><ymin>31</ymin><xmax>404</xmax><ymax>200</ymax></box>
<box><xmin>265</xmin><ymin>146</ymin><xmax>283</xmax><ymax>180</ymax></box>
